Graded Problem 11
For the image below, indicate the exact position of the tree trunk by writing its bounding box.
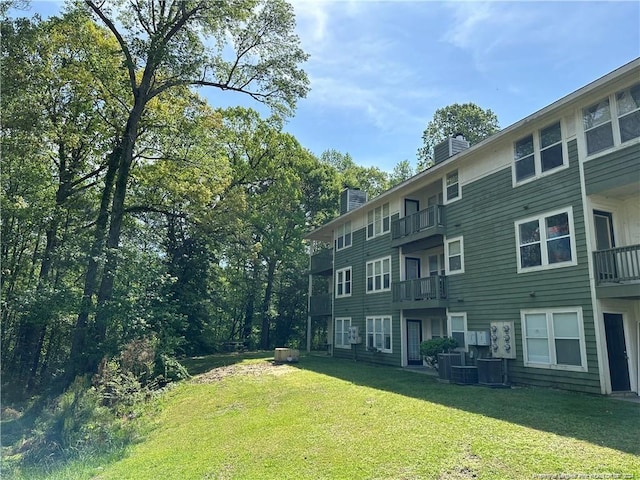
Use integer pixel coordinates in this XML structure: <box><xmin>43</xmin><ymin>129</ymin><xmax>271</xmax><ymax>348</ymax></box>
<box><xmin>260</xmin><ymin>258</ymin><xmax>278</xmax><ymax>349</ymax></box>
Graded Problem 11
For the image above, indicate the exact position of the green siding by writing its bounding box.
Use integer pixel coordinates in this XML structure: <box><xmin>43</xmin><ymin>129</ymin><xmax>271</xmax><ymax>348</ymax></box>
<box><xmin>445</xmin><ymin>139</ymin><xmax>601</xmax><ymax>394</ymax></box>
<box><xmin>332</xmin><ymin>215</ymin><xmax>401</xmax><ymax>366</ymax></box>
<box><xmin>584</xmin><ymin>142</ymin><xmax>640</xmax><ymax>195</ymax></box>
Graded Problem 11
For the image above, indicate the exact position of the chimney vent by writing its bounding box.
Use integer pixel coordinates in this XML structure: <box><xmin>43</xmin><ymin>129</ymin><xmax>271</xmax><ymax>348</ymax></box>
<box><xmin>433</xmin><ymin>136</ymin><xmax>470</xmax><ymax>164</ymax></box>
<box><xmin>340</xmin><ymin>188</ymin><xmax>367</xmax><ymax>215</ymax></box>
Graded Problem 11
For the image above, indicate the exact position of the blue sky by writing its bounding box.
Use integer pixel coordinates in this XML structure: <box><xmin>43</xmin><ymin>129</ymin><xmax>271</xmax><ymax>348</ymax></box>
<box><xmin>20</xmin><ymin>1</ymin><xmax>640</xmax><ymax>172</ymax></box>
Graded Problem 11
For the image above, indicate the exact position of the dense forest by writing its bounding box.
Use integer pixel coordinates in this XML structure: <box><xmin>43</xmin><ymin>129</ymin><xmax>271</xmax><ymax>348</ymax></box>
<box><xmin>1</xmin><ymin>1</ymin><xmax>414</xmax><ymax>402</ymax></box>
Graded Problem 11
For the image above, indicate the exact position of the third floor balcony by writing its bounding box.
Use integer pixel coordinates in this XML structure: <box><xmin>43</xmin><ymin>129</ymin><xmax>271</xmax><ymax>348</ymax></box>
<box><xmin>391</xmin><ymin>205</ymin><xmax>446</xmax><ymax>250</ymax></box>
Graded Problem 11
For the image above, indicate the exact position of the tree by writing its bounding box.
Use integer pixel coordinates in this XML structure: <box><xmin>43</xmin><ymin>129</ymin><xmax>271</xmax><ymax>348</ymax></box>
<box><xmin>416</xmin><ymin>103</ymin><xmax>499</xmax><ymax>170</ymax></box>
<box><xmin>319</xmin><ymin>149</ymin><xmax>390</xmax><ymax>199</ymax></box>
<box><xmin>67</xmin><ymin>0</ymin><xmax>310</xmax><ymax>377</ymax></box>
<box><xmin>388</xmin><ymin>159</ymin><xmax>414</xmax><ymax>187</ymax></box>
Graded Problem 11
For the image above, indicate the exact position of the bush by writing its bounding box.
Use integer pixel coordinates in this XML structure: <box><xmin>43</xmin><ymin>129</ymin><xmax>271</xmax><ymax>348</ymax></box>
<box><xmin>419</xmin><ymin>337</ymin><xmax>458</xmax><ymax>370</ymax></box>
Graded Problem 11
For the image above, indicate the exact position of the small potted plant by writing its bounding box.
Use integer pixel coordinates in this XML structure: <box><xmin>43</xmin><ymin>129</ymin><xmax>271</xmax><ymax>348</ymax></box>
<box><xmin>419</xmin><ymin>337</ymin><xmax>459</xmax><ymax>381</ymax></box>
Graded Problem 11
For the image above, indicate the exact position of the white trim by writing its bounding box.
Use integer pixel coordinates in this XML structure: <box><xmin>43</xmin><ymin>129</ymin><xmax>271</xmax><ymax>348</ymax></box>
<box><xmin>366</xmin><ymin>315</ymin><xmax>393</xmax><ymax>353</ymax></box>
<box><xmin>520</xmin><ymin>307</ymin><xmax>588</xmax><ymax>372</ymax></box>
<box><xmin>334</xmin><ymin>317</ymin><xmax>352</xmax><ymax>349</ymax></box>
<box><xmin>447</xmin><ymin>311</ymin><xmax>468</xmax><ymax>352</ymax></box>
<box><xmin>443</xmin><ymin>169</ymin><xmax>462</xmax><ymax>204</ymax></box>
<box><xmin>366</xmin><ymin>202</ymin><xmax>391</xmax><ymax>240</ymax></box>
<box><xmin>445</xmin><ymin>236</ymin><xmax>465</xmax><ymax>275</ymax></box>
<box><xmin>335</xmin><ymin>266</ymin><xmax>352</xmax><ymax>298</ymax></box>
<box><xmin>512</xmin><ymin>119</ymin><xmax>570</xmax><ymax>187</ymax></box>
<box><xmin>335</xmin><ymin>221</ymin><xmax>352</xmax><ymax>251</ymax></box>
<box><xmin>366</xmin><ymin>256</ymin><xmax>392</xmax><ymax>293</ymax></box>
<box><xmin>515</xmin><ymin>206</ymin><xmax>577</xmax><ymax>273</ymax></box>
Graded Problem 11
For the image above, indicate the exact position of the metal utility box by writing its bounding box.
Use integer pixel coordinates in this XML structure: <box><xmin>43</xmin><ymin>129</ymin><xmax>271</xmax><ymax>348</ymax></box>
<box><xmin>347</xmin><ymin>326</ymin><xmax>361</xmax><ymax>344</ymax></box>
<box><xmin>490</xmin><ymin>321</ymin><xmax>516</xmax><ymax>359</ymax></box>
<box><xmin>465</xmin><ymin>331</ymin><xmax>477</xmax><ymax>346</ymax></box>
<box><xmin>476</xmin><ymin>330</ymin><xmax>490</xmax><ymax>346</ymax></box>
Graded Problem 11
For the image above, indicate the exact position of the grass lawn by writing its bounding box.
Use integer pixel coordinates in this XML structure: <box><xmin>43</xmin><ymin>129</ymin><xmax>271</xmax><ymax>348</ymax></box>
<box><xmin>16</xmin><ymin>353</ymin><xmax>640</xmax><ymax>479</ymax></box>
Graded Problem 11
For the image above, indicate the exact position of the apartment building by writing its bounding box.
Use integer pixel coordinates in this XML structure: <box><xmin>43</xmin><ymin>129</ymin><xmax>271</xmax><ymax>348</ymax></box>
<box><xmin>306</xmin><ymin>59</ymin><xmax>640</xmax><ymax>395</ymax></box>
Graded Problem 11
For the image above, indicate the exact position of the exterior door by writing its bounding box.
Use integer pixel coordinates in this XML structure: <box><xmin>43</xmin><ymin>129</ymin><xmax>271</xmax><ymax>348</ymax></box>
<box><xmin>604</xmin><ymin>313</ymin><xmax>631</xmax><ymax>391</ymax></box>
<box><xmin>594</xmin><ymin>210</ymin><xmax>615</xmax><ymax>250</ymax></box>
<box><xmin>406</xmin><ymin>257</ymin><xmax>421</xmax><ymax>280</ymax></box>
<box><xmin>594</xmin><ymin>210</ymin><xmax>616</xmax><ymax>280</ymax></box>
<box><xmin>407</xmin><ymin>320</ymin><xmax>423</xmax><ymax>365</ymax></box>
<box><xmin>405</xmin><ymin>199</ymin><xmax>419</xmax><ymax>216</ymax></box>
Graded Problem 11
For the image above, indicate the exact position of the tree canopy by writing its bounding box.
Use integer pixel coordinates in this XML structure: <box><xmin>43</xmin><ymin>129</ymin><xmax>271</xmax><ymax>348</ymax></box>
<box><xmin>416</xmin><ymin>103</ymin><xmax>499</xmax><ymax>170</ymax></box>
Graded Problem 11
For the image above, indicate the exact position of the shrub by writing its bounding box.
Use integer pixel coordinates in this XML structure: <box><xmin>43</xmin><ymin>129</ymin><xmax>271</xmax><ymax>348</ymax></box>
<box><xmin>419</xmin><ymin>337</ymin><xmax>458</xmax><ymax>370</ymax></box>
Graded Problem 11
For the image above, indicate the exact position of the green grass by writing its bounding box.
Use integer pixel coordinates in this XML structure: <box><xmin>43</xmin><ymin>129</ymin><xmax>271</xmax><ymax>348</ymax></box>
<box><xmin>11</xmin><ymin>353</ymin><xmax>640</xmax><ymax>479</ymax></box>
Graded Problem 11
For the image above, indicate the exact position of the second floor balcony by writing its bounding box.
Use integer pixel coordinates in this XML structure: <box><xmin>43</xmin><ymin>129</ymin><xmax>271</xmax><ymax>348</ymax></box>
<box><xmin>391</xmin><ymin>205</ymin><xmax>446</xmax><ymax>249</ymax></box>
<box><xmin>309</xmin><ymin>293</ymin><xmax>332</xmax><ymax>316</ymax></box>
<box><xmin>392</xmin><ymin>275</ymin><xmax>449</xmax><ymax>309</ymax></box>
<box><xmin>594</xmin><ymin>244</ymin><xmax>640</xmax><ymax>299</ymax></box>
<box><xmin>310</xmin><ymin>248</ymin><xmax>333</xmax><ymax>276</ymax></box>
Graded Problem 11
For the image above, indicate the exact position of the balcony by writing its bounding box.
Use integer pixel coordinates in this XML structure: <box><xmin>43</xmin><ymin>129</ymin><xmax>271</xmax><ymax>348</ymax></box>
<box><xmin>309</xmin><ymin>293</ymin><xmax>332</xmax><ymax>316</ymax></box>
<box><xmin>392</xmin><ymin>276</ymin><xmax>449</xmax><ymax>309</ymax></box>
<box><xmin>310</xmin><ymin>248</ymin><xmax>333</xmax><ymax>275</ymax></box>
<box><xmin>391</xmin><ymin>205</ymin><xmax>446</xmax><ymax>250</ymax></box>
<box><xmin>594</xmin><ymin>245</ymin><xmax>640</xmax><ymax>299</ymax></box>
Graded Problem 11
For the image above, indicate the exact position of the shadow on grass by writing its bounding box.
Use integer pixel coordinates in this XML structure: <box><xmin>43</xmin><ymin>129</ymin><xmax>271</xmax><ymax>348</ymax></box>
<box><xmin>292</xmin><ymin>354</ymin><xmax>640</xmax><ymax>456</ymax></box>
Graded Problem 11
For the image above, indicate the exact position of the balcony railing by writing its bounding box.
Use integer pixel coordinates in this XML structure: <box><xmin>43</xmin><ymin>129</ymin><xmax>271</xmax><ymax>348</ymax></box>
<box><xmin>310</xmin><ymin>248</ymin><xmax>333</xmax><ymax>275</ymax></box>
<box><xmin>309</xmin><ymin>293</ymin><xmax>332</xmax><ymax>316</ymax></box>
<box><xmin>391</xmin><ymin>205</ymin><xmax>445</xmax><ymax>246</ymax></box>
<box><xmin>594</xmin><ymin>245</ymin><xmax>640</xmax><ymax>284</ymax></box>
<box><xmin>392</xmin><ymin>276</ymin><xmax>448</xmax><ymax>303</ymax></box>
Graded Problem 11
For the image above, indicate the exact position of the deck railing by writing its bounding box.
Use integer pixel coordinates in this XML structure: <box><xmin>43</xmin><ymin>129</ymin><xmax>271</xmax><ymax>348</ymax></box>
<box><xmin>309</xmin><ymin>293</ymin><xmax>332</xmax><ymax>316</ymax></box>
<box><xmin>310</xmin><ymin>248</ymin><xmax>333</xmax><ymax>273</ymax></box>
<box><xmin>391</xmin><ymin>205</ymin><xmax>445</xmax><ymax>240</ymax></box>
<box><xmin>594</xmin><ymin>245</ymin><xmax>640</xmax><ymax>284</ymax></box>
<box><xmin>392</xmin><ymin>276</ymin><xmax>448</xmax><ymax>303</ymax></box>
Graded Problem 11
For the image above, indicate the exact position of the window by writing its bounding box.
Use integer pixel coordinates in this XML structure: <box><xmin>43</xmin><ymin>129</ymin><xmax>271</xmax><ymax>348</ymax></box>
<box><xmin>335</xmin><ymin>221</ymin><xmax>352</xmax><ymax>251</ymax></box>
<box><xmin>335</xmin><ymin>317</ymin><xmax>351</xmax><ymax>349</ymax></box>
<box><xmin>445</xmin><ymin>170</ymin><xmax>460</xmax><ymax>202</ymax></box>
<box><xmin>367</xmin><ymin>203</ymin><xmax>390</xmax><ymax>239</ymax></box>
<box><xmin>366</xmin><ymin>257</ymin><xmax>391</xmax><ymax>293</ymax></box>
<box><xmin>445</xmin><ymin>237</ymin><xmax>464</xmax><ymax>274</ymax></box>
<box><xmin>583</xmin><ymin>82</ymin><xmax>640</xmax><ymax>156</ymax></box>
<box><xmin>448</xmin><ymin>313</ymin><xmax>467</xmax><ymax>350</ymax></box>
<box><xmin>514</xmin><ymin>122</ymin><xmax>565</xmax><ymax>183</ymax></box>
<box><xmin>584</xmin><ymin>98</ymin><xmax>613</xmax><ymax>155</ymax></box>
<box><xmin>366</xmin><ymin>316</ymin><xmax>392</xmax><ymax>353</ymax></box>
<box><xmin>521</xmin><ymin>308</ymin><xmax>586</xmax><ymax>371</ymax></box>
<box><xmin>616</xmin><ymin>83</ymin><xmax>640</xmax><ymax>143</ymax></box>
<box><xmin>516</xmin><ymin>208</ymin><xmax>576</xmax><ymax>272</ymax></box>
<box><xmin>335</xmin><ymin>267</ymin><xmax>352</xmax><ymax>298</ymax></box>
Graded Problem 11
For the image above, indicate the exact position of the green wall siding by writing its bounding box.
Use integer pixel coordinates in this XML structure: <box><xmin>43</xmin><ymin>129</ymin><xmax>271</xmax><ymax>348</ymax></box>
<box><xmin>332</xmin><ymin>214</ymin><xmax>401</xmax><ymax>366</ymax></box>
<box><xmin>445</xmin><ymin>139</ymin><xmax>600</xmax><ymax>394</ymax></box>
<box><xmin>584</xmin><ymin>142</ymin><xmax>640</xmax><ymax>195</ymax></box>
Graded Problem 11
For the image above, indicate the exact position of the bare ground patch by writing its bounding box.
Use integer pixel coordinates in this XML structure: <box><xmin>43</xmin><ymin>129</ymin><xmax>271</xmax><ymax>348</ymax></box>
<box><xmin>192</xmin><ymin>361</ymin><xmax>296</xmax><ymax>383</ymax></box>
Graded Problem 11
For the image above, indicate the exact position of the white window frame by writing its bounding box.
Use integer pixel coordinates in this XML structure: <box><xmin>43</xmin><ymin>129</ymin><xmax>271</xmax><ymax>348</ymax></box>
<box><xmin>447</xmin><ymin>312</ymin><xmax>467</xmax><ymax>351</ymax></box>
<box><xmin>520</xmin><ymin>307</ymin><xmax>587</xmax><ymax>372</ymax></box>
<box><xmin>335</xmin><ymin>266</ymin><xmax>352</xmax><ymax>298</ymax></box>
<box><xmin>366</xmin><ymin>203</ymin><xmax>390</xmax><ymax>239</ymax></box>
<box><xmin>366</xmin><ymin>315</ymin><xmax>392</xmax><ymax>353</ymax></box>
<box><xmin>366</xmin><ymin>256</ymin><xmax>391</xmax><ymax>293</ymax></box>
<box><xmin>512</xmin><ymin>120</ymin><xmax>568</xmax><ymax>186</ymax></box>
<box><xmin>583</xmin><ymin>82</ymin><xmax>640</xmax><ymax>158</ymax></box>
<box><xmin>515</xmin><ymin>207</ymin><xmax>577</xmax><ymax>273</ymax></box>
<box><xmin>335</xmin><ymin>221</ymin><xmax>352</xmax><ymax>251</ymax></box>
<box><xmin>445</xmin><ymin>236</ymin><xmax>464</xmax><ymax>275</ymax></box>
<box><xmin>443</xmin><ymin>170</ymin><xmax>461</xmax><ymax>204</ymax></box>
<box><xmin>335</xmin><ymin>317</ymin><xmax>352</xmax><ymax>349</ymax></box>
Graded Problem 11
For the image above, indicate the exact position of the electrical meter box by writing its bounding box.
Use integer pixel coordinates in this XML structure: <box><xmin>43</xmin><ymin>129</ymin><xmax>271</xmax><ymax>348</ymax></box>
<box><xmin>465</xmin><ymin>331</ymin><xmax>477</xmax><ymax>346</ymax></box>
<box><xmin>490</xmin><ymin>321</ymin><xmax>516</xmax><ymax>359</ymax></box>
<box><xmin>476</xmin><ymin>330</ymin><xmax>490</xmax><ymax>346</ymax></box>
<box><xmin>347</xmin><ymin>326</ymin><xmax>361</xmax><ymax>344</ymax></box>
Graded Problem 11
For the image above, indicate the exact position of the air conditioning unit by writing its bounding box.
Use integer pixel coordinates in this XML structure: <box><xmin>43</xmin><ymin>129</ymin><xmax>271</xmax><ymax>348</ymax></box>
<box><xmin>433</xmin><ymin>136</ymin><xmax>470</xmax><ymax>164</ymax></box>
<box><xmin>477</xmin><ymin>358</ymin><xmax>504</xmax><ymax>386</ymax></box>
<box><xmin>451</xmin><ymin>366</ymin><xmax>478</xmax><ymax>385</ymax></box>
